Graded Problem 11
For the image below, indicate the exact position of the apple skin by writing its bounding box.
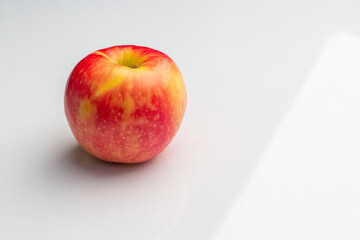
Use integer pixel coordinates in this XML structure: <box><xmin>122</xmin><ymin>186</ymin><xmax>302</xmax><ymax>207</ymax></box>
<box><xmin>64</xmin><ymin>45</ymin><xmax>186</xmax><ymax>163</ymax></box>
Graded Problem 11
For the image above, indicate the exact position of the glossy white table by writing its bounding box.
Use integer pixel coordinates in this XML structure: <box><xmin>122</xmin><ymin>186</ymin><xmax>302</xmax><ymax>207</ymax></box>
<box><xmin>1</xmin><ymin>1</ymin><xmax>359</xmax><ymax>239</ymax></box>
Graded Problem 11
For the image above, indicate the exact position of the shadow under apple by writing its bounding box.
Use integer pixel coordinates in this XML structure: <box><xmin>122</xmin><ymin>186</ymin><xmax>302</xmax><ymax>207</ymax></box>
<box><xmin>43</xmin><ymin>142</ymin><xmax>187</xmax><ymax>240</ymax></box>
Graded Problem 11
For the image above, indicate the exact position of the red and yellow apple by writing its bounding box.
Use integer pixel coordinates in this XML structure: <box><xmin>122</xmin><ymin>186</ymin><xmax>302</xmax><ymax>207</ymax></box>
<box><xmin>64</xmin><ymin>45</ymin><xmax>186</xmax><ymax>163</ymax></box>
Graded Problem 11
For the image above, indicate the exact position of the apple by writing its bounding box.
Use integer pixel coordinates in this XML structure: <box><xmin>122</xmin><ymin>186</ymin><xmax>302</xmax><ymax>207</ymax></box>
<box><xmin>64</xmin><ymin>45</ymin><xmax>186</xmax><ymax>163</ymax></box>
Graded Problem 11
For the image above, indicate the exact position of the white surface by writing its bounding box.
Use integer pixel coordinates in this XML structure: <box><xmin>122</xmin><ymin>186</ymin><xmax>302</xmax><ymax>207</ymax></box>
<box><xmin>1</xmin><ymin>1</ymin><xmax>360</xmax><ymax>239</ymax></box>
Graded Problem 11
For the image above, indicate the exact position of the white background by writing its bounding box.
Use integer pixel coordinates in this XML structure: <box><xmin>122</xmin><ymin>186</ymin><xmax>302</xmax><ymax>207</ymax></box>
<box><xmin>1</xmin><ymin>0</ymin><xmax>360</xmax><ymax>239</ymax></box>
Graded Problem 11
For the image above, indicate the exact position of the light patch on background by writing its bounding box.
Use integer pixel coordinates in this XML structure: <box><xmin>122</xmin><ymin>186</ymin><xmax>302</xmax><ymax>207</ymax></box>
<box><xmin>213</xmin><ymin>33</ymin><xmax>360</xmax><ymax>240</ymax></box>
